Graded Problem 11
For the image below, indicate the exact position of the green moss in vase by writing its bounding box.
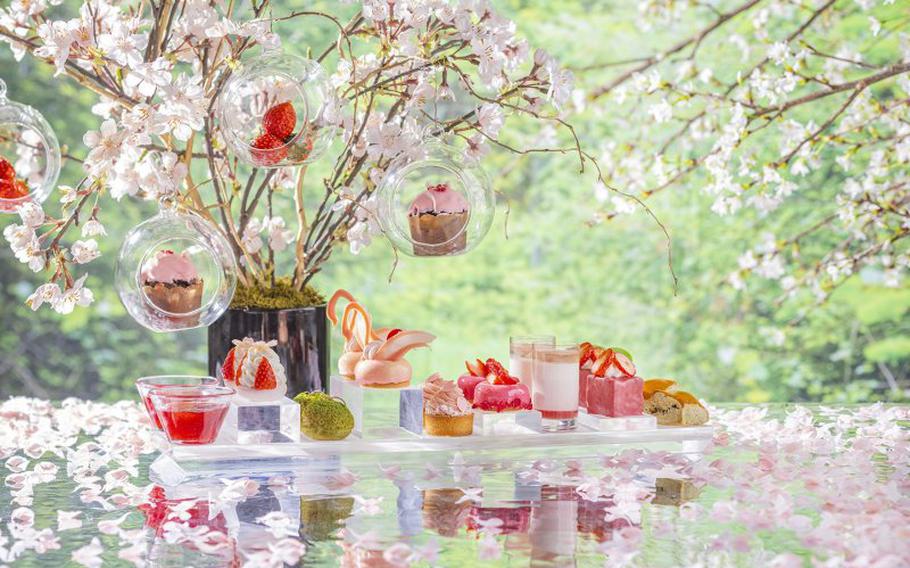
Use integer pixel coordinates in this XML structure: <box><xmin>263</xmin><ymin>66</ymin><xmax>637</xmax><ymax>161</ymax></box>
<box><xmin>229</xmin><ymin>277</ymin><xmax>325</xmax><ymax>310</ymax></box>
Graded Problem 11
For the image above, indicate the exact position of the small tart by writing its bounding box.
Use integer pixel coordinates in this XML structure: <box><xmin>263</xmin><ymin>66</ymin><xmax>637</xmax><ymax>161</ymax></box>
<box><xmin>423</xmin><ymin>413</ymin><xmax>473</xmax><ymax>437</ymax></box>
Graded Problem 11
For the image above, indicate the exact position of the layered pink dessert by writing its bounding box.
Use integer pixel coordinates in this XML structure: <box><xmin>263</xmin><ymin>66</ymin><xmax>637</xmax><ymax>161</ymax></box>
<box><xmin>458</xmin><ymin>358</ymin><xmax>532</xmax><ymax>412</ymax></box>
<box><xmin>585</xmin><ymin>348</ymin><xmax>643</xmax><ymax>417</ymax></box>
<box><xmin>532</xmin><ymin>345</ymin><xmax>580</xmax><ymax>422</ymax></box>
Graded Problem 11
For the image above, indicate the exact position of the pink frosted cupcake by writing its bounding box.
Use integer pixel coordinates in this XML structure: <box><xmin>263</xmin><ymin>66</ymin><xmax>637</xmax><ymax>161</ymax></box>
<box><xmin>407</xmin><ymin>183</ymin><xmax>469</xmax><ymax>256</ymax></box>
<box><xmin>423</xmin><ymin>373</ymin><xmax>473</xmax><ymax>436</ymax></box>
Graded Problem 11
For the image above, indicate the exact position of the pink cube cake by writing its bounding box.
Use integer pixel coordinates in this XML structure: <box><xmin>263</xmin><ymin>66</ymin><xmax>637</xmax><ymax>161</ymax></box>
<box><xmin>472</xmin><ymin>382</ymin><xmax>532</xmax><ymax>412</ymax></box>
<box><xmin>586</xmin><ymin>374</ymin><xmax>643</xmax><ymax>417</ymax></box>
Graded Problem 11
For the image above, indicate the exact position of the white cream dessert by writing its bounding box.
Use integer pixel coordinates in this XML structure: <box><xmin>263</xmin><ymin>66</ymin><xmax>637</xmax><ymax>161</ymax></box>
<box><xmin>222</xmin><ymin>338</ymin><xmax>288</xmax><ymax>402</ymax></box>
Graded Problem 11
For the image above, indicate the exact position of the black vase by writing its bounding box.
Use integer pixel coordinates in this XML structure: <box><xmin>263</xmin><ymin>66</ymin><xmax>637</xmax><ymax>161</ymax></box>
<box><xmin>207</xmin><ymin>305</ymin><xmax>330</xmax><ymax>396</ymax></box>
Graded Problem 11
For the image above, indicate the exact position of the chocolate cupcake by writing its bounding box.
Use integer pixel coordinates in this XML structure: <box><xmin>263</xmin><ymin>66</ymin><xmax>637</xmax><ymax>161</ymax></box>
<box><xmin>141</xmin><ymin>250</ymin><xmax>204</xmax><ymax>315</ymax></box>
<box><xmin>407</xmin><ymin>183</ymin><xmax>469</xmax><ymax>256</ymax></box>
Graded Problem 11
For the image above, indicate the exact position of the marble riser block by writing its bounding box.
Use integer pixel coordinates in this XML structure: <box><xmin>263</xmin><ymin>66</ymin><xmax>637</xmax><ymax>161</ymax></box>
<box><xmin>577</xmin><ymin>410</ymin><xmax>657</xmax><ymax>431</ymax></box>
<box><xmin>329</xmin><ymin>375</ymin><xmax>423</xmax><ymax>439</ymax></box>
<box><xmin>473</xmin><ymin>410</ymin><xmax>542</xmax><ymax>436</ymax></box>
<box><xmin>219</xmin><ymin>396</ymin><xmax>301</xmax><ymax>444</ymax></box>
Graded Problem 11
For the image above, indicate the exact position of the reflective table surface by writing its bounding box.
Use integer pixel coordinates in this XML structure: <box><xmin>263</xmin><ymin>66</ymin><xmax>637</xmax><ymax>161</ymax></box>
<box><xmin>0</xmin><ymin>399</ymin><xmax>907</xmax><ymax>567</ymax></box>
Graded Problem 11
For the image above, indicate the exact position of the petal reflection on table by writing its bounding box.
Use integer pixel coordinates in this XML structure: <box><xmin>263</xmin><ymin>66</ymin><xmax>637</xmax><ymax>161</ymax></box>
<box><xmin>1</xmin><ymin>401</ymin><xmax>907</xmax><ymax>567</ymax></box>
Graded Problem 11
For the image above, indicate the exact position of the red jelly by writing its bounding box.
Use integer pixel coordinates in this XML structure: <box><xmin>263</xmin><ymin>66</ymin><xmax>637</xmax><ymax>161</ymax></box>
<box><xmin>135</xmin><ymin>375</ymin><xmax>219</xmax><ymax>431</ymax></box>
<box><xmin>539</xmin><ymin>408</ymin><xmax>578</xmax><ymax>420</ymax></box>
<box><xmin>158</xmin><ymin>404</ymin><xmax>229</xmax><ymax>444</ymax></box>
<box><xmin>149</xmin><ymin>384</ymin><xmax>234</xmax><ymax>445</ymax></box>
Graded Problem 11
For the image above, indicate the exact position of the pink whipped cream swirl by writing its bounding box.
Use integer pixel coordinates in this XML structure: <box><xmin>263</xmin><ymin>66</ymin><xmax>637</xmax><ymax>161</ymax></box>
<box><xmin>408</xmin><ymin>183</ymin><xmax>469</xmax><ymax>215</ymax></box>
<box><xmin>423</xmin><ymin>373</ymin><xmax>473</xmax><ymax>416</ymax></box>
<box><xmin>141</xmin><ymin>250</ymin><xmax>199</xmax><ymax>283</ymax></box>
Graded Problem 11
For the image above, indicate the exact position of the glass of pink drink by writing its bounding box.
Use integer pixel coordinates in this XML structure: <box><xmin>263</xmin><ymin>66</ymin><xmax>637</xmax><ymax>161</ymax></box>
<box><xmin>509</xmin><ymin>335</ymin><xmax>555</xmax><ymax>393</ymax></box>
<box><xmin>532</xmin><ymin>344</ymin><xmax>580</xmax><ymax>431</ymax></box>
<box><xmin>136</xmin><ymin>375</ymin><xmax>219</xmax><ymax>430</ymax></box>
<box><xmin>149</xmin><ymin>385</ymin><xmax>234</xmax><ymax>445</ymax></box>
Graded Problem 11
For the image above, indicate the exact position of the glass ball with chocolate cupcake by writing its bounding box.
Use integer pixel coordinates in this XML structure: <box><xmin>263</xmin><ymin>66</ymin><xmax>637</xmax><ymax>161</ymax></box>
<box><xmin>115</xmin><ymin>205</ymin><xmax>237</xmax><ymax>332</ymax></box>
<box><xmin>377</xmin><ymin>138</ymin><xmax>494</xmax><ymax>257</ymax></box>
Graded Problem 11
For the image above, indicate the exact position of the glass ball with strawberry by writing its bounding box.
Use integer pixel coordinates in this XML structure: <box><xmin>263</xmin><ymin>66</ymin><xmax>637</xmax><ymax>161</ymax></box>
<box><xmin>0</xmin><ymin>79</ymin><xmax>61</xmax><ymax>212</ymax></box>
<box><xmin>217</xmin><ymin>53</ymin><xmax>336</xmax><ymax>168</ymax></box>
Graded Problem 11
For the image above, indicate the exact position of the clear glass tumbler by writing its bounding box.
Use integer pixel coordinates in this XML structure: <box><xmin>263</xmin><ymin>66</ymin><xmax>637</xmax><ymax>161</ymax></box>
<box><xmin>532</xmin><ymin>343</ymin><xmax>580</xmax><ymax>431</ymax></box>
<box><xmin>509</xmin><ymin>335</ymin><xmax>556</xmax><ymax>393</ymax></box>
<box><xmin>149</xmin><ymin>384</ymin><xmax>235</xmax><ymax>445</ymax></box>
<box><xmin>136</xmin><ymin>375</ymin><xmax>220</xmax><ymax>430</ymax></box>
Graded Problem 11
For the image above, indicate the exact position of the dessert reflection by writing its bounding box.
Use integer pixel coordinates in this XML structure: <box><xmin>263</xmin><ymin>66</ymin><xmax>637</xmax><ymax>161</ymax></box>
<box><xmin>137</xmin><ymin>468</ymin><xmax>700</xmax><ymax>566</ymax></box>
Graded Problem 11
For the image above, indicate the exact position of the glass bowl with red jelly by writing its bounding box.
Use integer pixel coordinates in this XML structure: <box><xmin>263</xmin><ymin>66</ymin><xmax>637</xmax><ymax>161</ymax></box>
<box><xmin>148</xmin><ymin>384</ymin><xmax>234</xmax><ymax>445</ymax></box>
<box><xmin>136</xmin><ymin>375</ymin><xmax>220</xmax><ymax>430</ymax></box>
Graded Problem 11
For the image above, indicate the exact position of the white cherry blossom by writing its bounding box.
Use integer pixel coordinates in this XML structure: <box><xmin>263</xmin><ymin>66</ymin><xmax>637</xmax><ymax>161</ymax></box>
<box><xmin>71</xmin><ymin>239</ymin><xmax>100</xmax><ymax>264</ymax></box>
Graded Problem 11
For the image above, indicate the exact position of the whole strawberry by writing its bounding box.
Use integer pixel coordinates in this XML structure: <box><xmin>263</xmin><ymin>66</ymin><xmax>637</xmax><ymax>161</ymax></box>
<box><xmin>250</xmin><ymin>133</ymin><xmax>288</xmax><ymax>166</ymax></box>
<box><xmin>0</xmin><ymin>157</ymin><xmax>15</xmax><ymax>182</ymax></box>
<box><xmin>262</xmin><ymin>102</ymin><xmax>296</xmax><ymax>140</ymax></box>
<box><xmin>0</xmin><ymin>178</ymin><xmax>28</xmax><ymax>200</ymax></box>
<box><xmin>253</xmin><ymin>358</ymin><xmax>277</xmax><ymax>390</ymax></box>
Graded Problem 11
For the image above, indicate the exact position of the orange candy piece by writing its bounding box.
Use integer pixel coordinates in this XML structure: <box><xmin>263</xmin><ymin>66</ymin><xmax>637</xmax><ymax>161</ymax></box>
<box><xmin>669</xmin><ymin>390</ymin><xmax>703</xmax><ymax>407</ymax></box>
<box><xmin>643</xmin><ymin>378</ymin><xmax>676</xmax><ymax>398</ymax></box>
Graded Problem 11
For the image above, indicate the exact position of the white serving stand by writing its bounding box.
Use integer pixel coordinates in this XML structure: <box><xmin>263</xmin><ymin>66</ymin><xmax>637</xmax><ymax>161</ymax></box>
<box><xmin>149</xmin><ymin>377</ymin><xmax>714</xmax><ymax>485</ymax></box>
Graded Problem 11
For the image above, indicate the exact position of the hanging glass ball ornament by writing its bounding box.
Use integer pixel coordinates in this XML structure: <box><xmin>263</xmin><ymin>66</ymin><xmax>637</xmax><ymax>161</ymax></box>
<box><xmin>376</xmin><ymin>138</ymin><xmax>494</xmax><ymax>257</ymax></box>
<box><xmin>217</xmin><ymin>52</ymin><xmax>336</xmax><ymax>169</ymax></box>
<box><xmin>115</xmin><ymin>198</ymin><xmax>238</xmax><ymax>332</ymax></box>
<box><xmin>0</xmin><ymin>79</ymin><xmax>61</xmax><ymax>213</ymax></box>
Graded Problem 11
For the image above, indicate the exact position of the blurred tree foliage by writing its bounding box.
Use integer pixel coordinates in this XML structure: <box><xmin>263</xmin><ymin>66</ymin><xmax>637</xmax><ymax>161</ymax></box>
<box><xmin>0</xmin><ymin>0</ymin><xmax>906</xmax><ymax>402</ymax></box>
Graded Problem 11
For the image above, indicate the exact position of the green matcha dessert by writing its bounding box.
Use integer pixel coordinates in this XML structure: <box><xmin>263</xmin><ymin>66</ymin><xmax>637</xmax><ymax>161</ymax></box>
<box><xmin>294</xmin><ymin>392</ymin><xmax>355</xmax><ymax>441</ymax></box>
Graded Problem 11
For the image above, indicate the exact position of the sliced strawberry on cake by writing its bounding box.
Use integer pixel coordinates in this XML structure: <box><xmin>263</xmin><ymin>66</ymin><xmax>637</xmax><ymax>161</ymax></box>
<box><xmin>578</xmin><ymin>342</ymin><xmax>602</xmax><ymax>408</ymax></box>
<box><xmin>225</xmin><ymin>337</ymin><xmax>288</xmax><ymax>402</ymax></box>
<box><xmin>586</xmin><ymin>346</ymin><xmax>644</xmax><ymax>418</ymax></box>
<box><xmin>221</xmin><ymin>337</ymin><xmax>258</xmax><ymax>384</ymax></box>
<box><xmin>457</xmin><ymin>359</ymin><xmax>489</xmax><ymax>402</ymax></box>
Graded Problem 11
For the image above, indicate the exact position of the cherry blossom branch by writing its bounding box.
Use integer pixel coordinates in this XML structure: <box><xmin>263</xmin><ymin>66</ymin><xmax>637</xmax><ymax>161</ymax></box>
<box><xmin>751</xmin><ymin>62</ymin><xmax>910</xmax><ymax>119</ymax></box>
<box><xmin>590</xmin><ymin>0</ymin><xmax>763</xmax><ymax>100</ymax></box>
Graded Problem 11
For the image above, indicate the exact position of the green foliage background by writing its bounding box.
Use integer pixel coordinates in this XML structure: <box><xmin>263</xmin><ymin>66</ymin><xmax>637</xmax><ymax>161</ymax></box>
<box><xmin>0</xmin><ymin>1</ymin><xmax>906</xmax><ymax>403</ymax></box>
